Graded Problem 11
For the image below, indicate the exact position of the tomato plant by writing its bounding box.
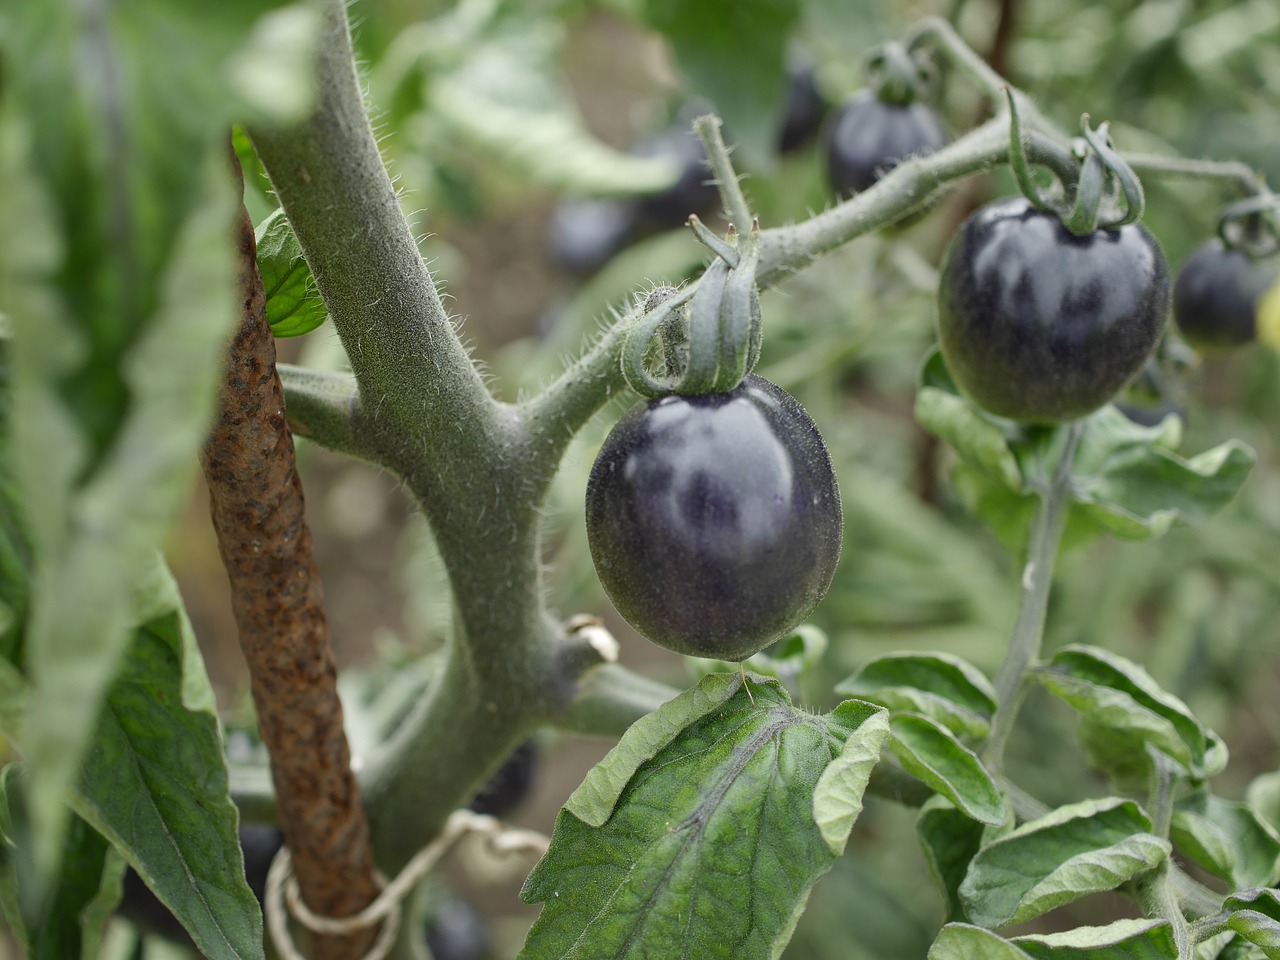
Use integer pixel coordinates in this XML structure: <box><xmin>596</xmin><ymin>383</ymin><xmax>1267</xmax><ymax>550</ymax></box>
<box><xmin>937</xmin><ymin>195</ymin><xmax>1170</xmax><ymax>422</ymax></box>
<box><xmin>2</xmin><ymin>3</ymin><xmax>1280</xmax><ymax>960</ymax></box>
<box><xmin>585</xmin><ymin>374</ymin><xmax>842</xmax><ymax>661</ymax></box>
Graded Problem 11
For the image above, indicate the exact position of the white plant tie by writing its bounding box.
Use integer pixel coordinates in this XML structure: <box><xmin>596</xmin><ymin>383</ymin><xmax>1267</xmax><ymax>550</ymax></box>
<box><xmin>264</xmin><ymin>809</ymin><xmax>551</xmax><ymax>960</ymax></box>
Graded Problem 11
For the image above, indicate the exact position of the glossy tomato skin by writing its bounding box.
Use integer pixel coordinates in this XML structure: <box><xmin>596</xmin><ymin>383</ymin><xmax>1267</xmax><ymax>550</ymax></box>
<box><xmin>824</xmin><ymin>90</ymin><xmax>948</xmax><ymax>198</ymax></box>
<box><xmin>1173</xmin><ymin>238</ymin><xmax>1274</xmax><ymax>350</ymax></box>
<box><xmin>586</xmin><ymin>375</ymin><xmax>842</xmax><ymax>662</ymax></box>
<box><xmin>937</xmin><ymin>196</ymin><xmax>1170</xmax><ymax>423</ymax></box>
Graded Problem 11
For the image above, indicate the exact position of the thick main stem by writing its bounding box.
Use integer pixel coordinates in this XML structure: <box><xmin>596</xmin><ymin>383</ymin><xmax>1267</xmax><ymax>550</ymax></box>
<box><xmin>248</xmin><ymin>1</ymin><xmax>502</xmax><ymax>458</ymax></box>
<box><xmin>983</xmin><ymin>424</ymin><xmax>1082</xmax><ymax>774</ymax></box>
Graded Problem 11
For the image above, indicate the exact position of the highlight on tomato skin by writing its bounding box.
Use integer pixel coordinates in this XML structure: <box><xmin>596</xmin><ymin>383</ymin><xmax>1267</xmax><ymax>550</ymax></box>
<box><xmin>935</xmin><ymin>196</ymin><xmax>1171</xmax><ymax>424</ymax></box>
<box><xmin>1173</xmin><ymin>238</ymin><xmax>1277</xmax><ymax>351</ymax></box>
<box><xmin>584</xmin><ymin>374</ymin><xmax>842</xmax><ymax>663</ymax></box>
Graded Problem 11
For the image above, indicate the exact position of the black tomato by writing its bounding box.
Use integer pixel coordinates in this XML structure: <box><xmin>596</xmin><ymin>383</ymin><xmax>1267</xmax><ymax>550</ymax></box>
<box><xmin>467</xmin><ymin>739</ymin><xmax>537</xmax><ymax>818</ymax></box>
<box><xmin>585</xmin><ymin>375</ymin><xmax>842</xmax><ymax>662</ymax></box>
<box><xmin>1172</xmin><ymin>238</ymin><xmax>1276</xmax><ymax>350</ymax></box>
<box><xmin>778</xmin><ymin>58</ymin><xmax>829</xmax><ymax>154</ymax></box>
<box><xmin>937</xmin><ymin>196</ymin><xmax>1170</xmax><ymax>423</ymax></box>
<box><xmin>632</xmin><ymin>125</ymin><xmax>721</xmax><ymax>231</ymax></box>
<box><xmin>823</xmin><ymin>90</ymin><xmax>948</xmax><ymax>198</ymax></box>
<box><xmin>547</xmin><ymin>197</ymin><xmax>638</xmax><ymax>276</ymax></box>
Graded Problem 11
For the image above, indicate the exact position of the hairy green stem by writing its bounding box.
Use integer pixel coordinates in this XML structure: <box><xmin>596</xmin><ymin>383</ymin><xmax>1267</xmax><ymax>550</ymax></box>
<box><xmin>694</xmin><ymin>114</ymin><xmax>753</xmax><ymax>239</ymax></box>
<box><xmin>906</xmin><ymin>16</ymin><xmax>1013</xmax><ymax>101</ymax></box>
<box><xmin>1147</xmin><ymin>747</ymin><xmax>1177</xmax><ymax>840</ymax></box>
<box><xmin>1125</xmin><ymin>152</ymin><xmax>1266</xmax><ymax>196</ymax></box>
<box><xmin>983</xmin><ymin>423</ymin><xmax>1082</xmax><ymax>774</ymax></box>
<box><xmin>277</xmin><ymin>363</ymin><xmax>370</xmax><ymax>461</ymax></box>
<box><xmin>1138</xmin><ymin>864</ymin><xmax>1193</xmax><ymax>959</ymax></box>
<box><xmin>248</xmin><ymin>2</ymin><xmax>503</xmax><ymax>467</ymax></box>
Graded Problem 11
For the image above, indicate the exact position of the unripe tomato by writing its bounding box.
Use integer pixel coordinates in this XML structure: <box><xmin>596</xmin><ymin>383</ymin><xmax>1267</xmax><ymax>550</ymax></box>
<box><xmin>585</xmin><ymin>375</ymin><xmax>842</xmax><ymax>662</ymax></box>
<box><xmin>1172</xmin><ymin>238</ymin><xmax>1276</xmax><ymax>351</ymax></box>
<box><xmin>937</xmin><ymin>197</ymin><xmax>1170</xmax><ymax>423</ymax></box>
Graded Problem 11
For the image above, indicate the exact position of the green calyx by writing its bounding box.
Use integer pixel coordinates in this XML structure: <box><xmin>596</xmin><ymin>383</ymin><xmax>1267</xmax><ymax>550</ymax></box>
<box><xmin>1216</xmin><ymin>192</ymin><xmax>1280</xmax><ymax>258</ymax></box>
<box><xmin>621</xmin><ymin>219</ymin><xmax>763</xmax><ymax>399</ymax></box>
<box><xmin>863</xmin><ymin>41</ymin><xmax>934</xmax><ymax>106</ymax></box>
<box><xmin>1006</xmin><ymin>88</ymin><xmax>1146</xmax><ymax>235</ymax></box>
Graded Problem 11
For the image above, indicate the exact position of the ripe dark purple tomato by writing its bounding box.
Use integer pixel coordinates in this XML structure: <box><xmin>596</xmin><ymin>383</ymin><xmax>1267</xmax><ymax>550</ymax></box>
<box><xmin>778</xmin><ymin>59</ymin><xmax>829</xmax><ymax>154</ymax></box>
<box><xmin>585</xmin><ymin>375</ymin><xmax>842</xmax><ymax>662</ymax></box>
<box><xmin>824</xmin><ymin>90</ymin><xmax>948</xmax><ymax>198</ymax></box>
<box><xmin>632</xmin><ymin>125</ymin><xmax>721</xmax><ymax>231</ymax></box>
<box><xmin>1172</xmin><ymin>238</ymin><xmax>1275</xmax><ymax>350</ymax></box>
<box><xmin>937</xmin><ymin>196</ymin><xmax>1170</xmax><ymax>423</ymax></box>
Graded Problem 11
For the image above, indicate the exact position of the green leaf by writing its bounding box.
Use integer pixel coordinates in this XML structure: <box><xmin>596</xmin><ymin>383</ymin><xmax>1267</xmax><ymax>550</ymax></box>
<box><xmin>916</xmin><ymin>351</ymin><xmax>1254</xmax><ymax>543</ymax></box>
<box><xmin>0</xmin><ymin>0</ymin><xmax>299</xmax><ymax>877</ymax></box>
<box><xmin>430</xmin><ymin>20</ymin><xmax>681</xmax><ymax>195</ymax></box>
<box><xmin>888</xmin><ymin>715</ymin><xmax>1005</xmax><ymax>825</ymax></box>
<box><xmin>563</xmin><ymin>672</ymin><xmax>742</xmax><ymax>827</ymax></box>
<box><xmin>1070</xmin><ymin>405</ymin><xmax>1255</xmax><ymax>539</ymax></box>
<box><xmin>1031</xmin><ymin>644</ymin><xmax>1215</xmax><ymax>777</ymax></box>
<box><xmin>1225</xmin><ymin>889</ymin><xmax>1280</xmax><ymax>959</ymax></box>
<box><xmin>1247</xmin><ymin>771</ymin><xmax>1280</xmax><ymax>834</ymax></box>
<box><xmin>641</xmin><ymin>0</ymin><xmax>800</xmax><ymax>170</ymax></box>
<box><xmin>1172</xmin><ymin>794</ymin><xmax>1280</xmax><ymax>889</ymax></box>
<box><xmin>928</xmin><ymin>924</ymin><xmax>1036</xmax><ymax>960</ymax></box>
<box><xmin>0</xmin><ymin>333</ymin><xmax>31</xmax><ymax>668</ymax></box>
<box><xmin>71</xmin><ymin>558</ymin><xmax>263</xmax><ymax>960</ymax></box>
<box><xmin>958</xmin><ymin>797</ymin><xmax>1169</xmax><ymax>928</ymax></box>
<box><xmin>520</xmin><ymin>677</ymin><xmax>889</xmax><ymax>959</ymax></box>
<box><xmin>918</xmin><ymin>797</ymin><xmax>1003</xmax><ymax>922</ymax></box>
<box><xmin>689</xmin><ymin>624</ymin><xmax>829</xmax><ymax>686</ymax></box>
<box><xmin>836</xmin><ymin>651</ymin><xmax>997</xmax><ymax>738</ymax></box>
<box><xmin>1011</xmin><ymin>918</ymin><xmax>1178</xmax><ymax>959</ymax></box>
<box><xmin>915</xmin><ymin>352</ymin><xmax>1024</xmax><ymax>493</ymax></box>
<box><xmin>0</xmin><ymin>765</ymin><xmax>122</xmax><ymax>960</ymax></box>
<box><xmin>255</xmin><ymin>210</ymin><xmax>329</xmax><ymax>338</ymax></box>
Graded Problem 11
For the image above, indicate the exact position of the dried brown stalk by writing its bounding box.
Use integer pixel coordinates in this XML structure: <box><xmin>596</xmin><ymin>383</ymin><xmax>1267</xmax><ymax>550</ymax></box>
<box><xmin>200</xmin><ymin>151</ymin><xmax>381</xmax><ymax>959</ymax></box>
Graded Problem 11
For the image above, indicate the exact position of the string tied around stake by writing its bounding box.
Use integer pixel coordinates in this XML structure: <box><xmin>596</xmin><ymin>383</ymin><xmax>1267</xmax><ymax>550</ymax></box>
<box><xmin>264</xmin><ymin>809</ymin><xmax>552</xmax><ymax>960</ymax></box>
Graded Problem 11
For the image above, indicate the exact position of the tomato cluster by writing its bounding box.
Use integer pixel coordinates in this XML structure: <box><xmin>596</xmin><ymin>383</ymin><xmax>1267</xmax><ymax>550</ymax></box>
<box><xmin>586</xmin><ymin>375</ymin><xmax>842</xmax><ymax>662</ymax></box>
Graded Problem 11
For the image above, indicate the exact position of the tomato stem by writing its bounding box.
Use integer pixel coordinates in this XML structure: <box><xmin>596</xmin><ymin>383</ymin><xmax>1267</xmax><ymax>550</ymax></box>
<box><xmin>693</xmin><ymin>114</ymin><xmax>753</xmax><ymax>241</ymax></box>
<box><xmin>983</xmin><ymin>422</ymin><xmax>1083</xmax><ymax>775</ymax></box>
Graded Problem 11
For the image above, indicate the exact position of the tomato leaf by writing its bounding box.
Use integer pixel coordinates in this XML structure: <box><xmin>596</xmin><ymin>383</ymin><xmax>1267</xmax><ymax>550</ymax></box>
<box><xmin>1069</xmin><ymin>405</ymin><xmax>1255</xmax><ymax>539</ymax></box>
<box><xmin>888</xmin><ymin>715</ymin><xmax>1005</xmax><ymax>825</ymax></box>
<box><xmin>0</xmin><ymin>0</ymin><xmax>304</xmax><ymax>880</ymax></box>
<box><xmin>836</xmin><ymin>651</ymin><xmax>997</xmax><ymax>739</ymax></box>
<box><xmin>1011</xmin><ymin>918</ymin><xmax>1179</xmax><ymax>959</ymax></box>
<box><xmin>640</xmin><ymin>0</ymin><xmax>798</xmax><ymax>170</ymax></box>
<box><xmin>255</xmin><ymin>210</ymin><xmax>329</xmax><ymax>338</ymax></box>
<box><xmin>958</xmin><ymin>797</ymin><xmax>1169</xmax><ymax>928</ymax></box>
<box><xmin>928</xmin><ymin>924</ymin><xmax>1036</xmax><ymax>960</ymax></box>
<box><xmin>0</xmin><ymin>560</ymin><xmax>264</xmax><ymax>960</ymax></box>
<box><xmin>916</xmin><ymin>351</ymin><xmax>1025</xmax><ymax>493</ymax></box>
<box><xmin>0</xmin><ymin>334</ymin><xmax>30</xmax><ymax>669</ymax></box>
<box><xmin>918</xmin><ymin>797</ymin><xmax>1007</xmax><ymax>922</ymax></box>
<box><xmin>519</xmin><ymin>676</ymin><xmax>889</xmax><ymax>959</ymax></box>
<box><xmin>1172</xmin><ymin>794</ymin><xmax>1280</xmax><ymax>889</ymax></box>
<box><xmin>70</xmin><ymin>559</ymin><xmax>263</xmax><ymax>960</ymax></box>
<box><xmin>1031</xmin><ymin>644</ymin><xmax>1218</xmax><ymax>778</ymax></box>
<box><xmin>429</xmin><ymin>15</ymin><xmax>680</xmax><ymax>195</ymax></box>
<box><xmin>1224</xmin><ymin>889</ymin><xmax>1280</xmax><ymax>959</ymax></box>
<box><xmin>0</xmin><ymin>765</ymin><xmax>127</xmax><ymax>960</ymax></box>
<box><xmin>916</xmin><ymin>349</ymin><xmax>1254</xmax><ymax>543</ymax></box>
